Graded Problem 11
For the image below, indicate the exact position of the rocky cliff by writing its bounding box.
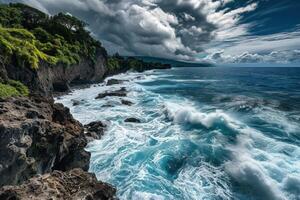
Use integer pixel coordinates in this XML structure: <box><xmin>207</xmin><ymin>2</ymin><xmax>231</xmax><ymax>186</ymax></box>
<box><xmin>0</xmin><ymin>95</ymin><xmax>117</xmax><ymax>199</ymax></box>
<box><xmin>2</xmin><ymin>48</ymin><xmax>108</xmax><ymax>97</ymax></box>
<box><xmin>0</xmin><ymin>96</ymin><xmax>85</xmax><ymax>186</ymax></box>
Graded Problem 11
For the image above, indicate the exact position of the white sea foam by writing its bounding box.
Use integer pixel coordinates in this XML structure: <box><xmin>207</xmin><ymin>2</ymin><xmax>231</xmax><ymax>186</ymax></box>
<box><xmin>165</xmin><ymin>101</ymin><xmax>242</xmax><ymax>131</ymax></box>
<box><xmin>163</xmin><ymin>100</ymin><xmax>300</xmax><ymax>200</ymax></box>
<box><xmin>131</xmin><ymin>191</ymin><xmax>165</xmax><ymax>200</ymax></box>
<box><xmin>225</xmin><ymin>143</ymin><xmax>287</xmax><ymax>200</ymax></box>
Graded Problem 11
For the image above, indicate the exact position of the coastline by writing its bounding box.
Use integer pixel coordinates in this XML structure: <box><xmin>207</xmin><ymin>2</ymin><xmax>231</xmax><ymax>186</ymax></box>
<box><xmin>0</xmin><ymin>3</ymin><xmax>172</xmax><ymax>199</ymax></box>
<box><xmin>0</xmin><ymin>61</ymin><xmax>170</xmax><ymax>200</ymax></box>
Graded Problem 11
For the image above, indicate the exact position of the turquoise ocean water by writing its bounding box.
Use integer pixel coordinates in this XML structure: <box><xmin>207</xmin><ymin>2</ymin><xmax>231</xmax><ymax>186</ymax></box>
<box><xmin>57</xmin><ymin>67</ymin><xmax>300</xmax><ymax>200</ymax></box>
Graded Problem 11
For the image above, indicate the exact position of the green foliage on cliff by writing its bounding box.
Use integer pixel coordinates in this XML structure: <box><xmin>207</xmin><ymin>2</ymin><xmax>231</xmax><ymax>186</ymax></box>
<box><xmin>0</xmin><ymin>27</ymin><xmax>57</xmax><ymax>69</ymax></box>
<box><xmin>0</xmin><ymin>83</ymin><xmax>19</xmax><ymax>98</ymax></box>
<box><xmin>107</xmin><ymin>54</ymin><xmax>171</xmax><ymax>72</ymax></box>
<box><xmin>7</xmin><ymin>79</ymin><xmax>29</xmax><ymax>96</ymax></box>
<box><xmin>108</xmin><ymin>57</ymin><xmax>121</xmax><ymax>71</ymax></box>
<box><xmin>0</xmin><ymin>3</ymin><xmax>104</xmax><ymax>69</ymax></box>
<box><xmin>0</xmin><ymin>4</ymin><xmax>22</xmax><ymax>27</ymax></box>
<box><xmin>0</xmin><ymin>79</ymin><xmax>29</xmax><ymax>98</ymax></box>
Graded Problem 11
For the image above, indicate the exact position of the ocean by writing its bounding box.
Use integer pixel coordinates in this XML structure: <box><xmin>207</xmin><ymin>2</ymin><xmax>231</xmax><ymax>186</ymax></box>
<box><xmin>56</xmin><ymin>67</ymin><xmax>300</xmax><ymax>200</ymax></box>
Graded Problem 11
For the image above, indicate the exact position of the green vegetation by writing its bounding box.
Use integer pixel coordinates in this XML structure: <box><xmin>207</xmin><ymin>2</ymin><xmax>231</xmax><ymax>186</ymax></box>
<box><xmin>0</xmin><ymin>3</ymin><xmax>104</xmax><ymax>69</ymax></box>
<box><xmin>0</xmin><ymin>26</ymin><xmax>57</xmax><ymax>69</ymax></box>
<box><xmin>107</xmin><ymin>53</ymin><xmax>171</xmax><ymax>72</ymax></box>
<box><xmin>7</xmin><ymin>79</ymin><xmax>29</xmax><ymax>96</ymax></box>
<box><xmin>108</xmin><ymin>58</ymin><xmax>121</xmax><ymax>71</ymax></box>
<box><xmin>0</xmin><ymin>79</ymin><xmax>29</xmax><ymax>98</ymax></box>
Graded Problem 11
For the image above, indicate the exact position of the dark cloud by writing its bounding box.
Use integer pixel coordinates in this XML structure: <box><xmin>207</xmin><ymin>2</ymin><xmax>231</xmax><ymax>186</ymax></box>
<box><xmin>0</xmin><ymin>0</ymin><xmax>260</xmax><ymax>61</ymax></box>
<box><xmin>156</xmin><ymin>0</ymin><xmax>217</xmax><ymax>52</ymax></box>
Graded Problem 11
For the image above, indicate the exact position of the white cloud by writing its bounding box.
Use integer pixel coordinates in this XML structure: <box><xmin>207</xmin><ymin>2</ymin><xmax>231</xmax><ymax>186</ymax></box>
<box><xmin>204</xmin><ymin>26</ymin><xmax>300</xmax><ymax>64</ymax></box>
<box><xmin>204</xmin><ymin>49</ymin><xmax>300</xmax><ymax>64</ymax></box>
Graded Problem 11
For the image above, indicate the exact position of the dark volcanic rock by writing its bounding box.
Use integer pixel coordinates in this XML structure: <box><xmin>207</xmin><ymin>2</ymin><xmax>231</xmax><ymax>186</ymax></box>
<box><xmin>84</xmin><ymin>121</ymin><xmax>107</xmax><ymax>142</ymax></box>
<box><xmin>53</xmin><ymin>81</ymin><xmax>71</xmax><ymax>92</ymax></box>
<box><xmin>124</xmin><ymin>118</ymin><xmax>141</xmax><ymax>123</ymax></box>
<box><xmin>121</xmin><ymin>99</ymin><xmax>133</xmax><ymax>106</ymax></box>
<box><xmin>0</xmin><ymin>168</ymin><xmax>117</xmax><ymax>200</ymax></box>
<box><xmin>106</xmin><ymin>79</ymin><xmax>124</xmax><ymax>86</ymax></box>
<box><xmin>0</xmin><ymin>97</ymin><xmax>90</xmax><ymax>187</ymax></box>
<box><xmin>72</xmin><ymin>99</ymin><xmax>81</xmax><ymax>106</ymax></box>
<box><xmin>96</xmin><ymin>88</ymin><xmax>127</xmax><ymax>99</ymax></box>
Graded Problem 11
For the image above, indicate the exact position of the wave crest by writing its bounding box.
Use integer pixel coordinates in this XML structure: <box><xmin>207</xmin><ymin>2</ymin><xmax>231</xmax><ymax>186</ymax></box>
<box><xmin>165</xmin><ymin>102</ymin><xmax>242</xmax><ymax>131</ymax></box>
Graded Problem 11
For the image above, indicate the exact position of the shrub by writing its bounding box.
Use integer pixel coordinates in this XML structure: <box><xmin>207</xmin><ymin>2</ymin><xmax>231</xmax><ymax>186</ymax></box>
<box><xmin>32</xmin><ymin>27</ymin><xmax>52</xmax><ymax>43</ymax></box>
<box><xmin>0</xmin><ymin>79</ymin><xmax>29</xmax><ymax>98</ymax></box>
<box><xmin>0</xmin><ymin>4</ymin><xmax>22</xmax><ymax>27</ymax></box>
<box><xmin>108</xmin><ymin>58</ymin><xmax>121</xmax><ymax>70</ymax></box>
<box><xmin>0</xmin><ymin>83</ymin><xmax>19</xmax><ymax>98</ymax></box>
<box><xmin>0</xmin><ymin>26</ymin><xmax>58</xmax><ymax>69</ymax></box>
<box><xmin>7</xmin><ymin>79</ymin><xmax>29</xmax><ymax>96</ymax></box>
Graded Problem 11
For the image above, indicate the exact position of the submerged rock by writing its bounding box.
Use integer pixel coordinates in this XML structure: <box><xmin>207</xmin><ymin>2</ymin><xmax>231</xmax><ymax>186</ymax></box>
<box><xmin>0</xmin><ymin>168</ymin><xmax>117</xmax><ymax>200</ymax></box>
<box><xmin>96</xmin><ymin>88</ymin><xmax>127</xmax><ymax>99</ymax></box>
<box><xmin>121</xmin><ymin>99</ymin><xmax>133</xmax><ymax>106</ymax></box>
<box><xmin>124</xmin><ymin>118</ymin><xmax>141</xmax><ymax>123</ymax></box>
<box><xmin>101</xmin><ymin>104</ymin><xmax>115</xmax><ymax>108</ymax></box>
<box><xmin>71</xmin><ymin>99</ymin><xmax>86</xmax><ymax>106</ymax></box>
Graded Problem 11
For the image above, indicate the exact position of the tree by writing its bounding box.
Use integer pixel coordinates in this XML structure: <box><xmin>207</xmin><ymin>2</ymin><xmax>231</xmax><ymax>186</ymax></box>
<box><xmin>10</xmin><ymin>3</ymin><xmax>48</xmax><ymax>29</ymax></box>
<box><xmin>0</xmin><ymin>4</ymin><xmax>22</xmax><ymax>27</ymax></box>
<box><xmin>52</xmin><ymin>13</ymin><xmax>86</xmax><ymax>32</ymax></box>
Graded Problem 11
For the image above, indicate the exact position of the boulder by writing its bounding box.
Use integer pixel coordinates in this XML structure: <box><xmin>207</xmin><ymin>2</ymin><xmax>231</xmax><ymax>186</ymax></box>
<box><xmin>84</xmin><ymin>121</ymin><xmax>107</xmax><ymax>142</ymax></box>
<box><xmin>0</xmin><ymin>168</ymin><xmax>117</xmax><ymax>200</ymax></box>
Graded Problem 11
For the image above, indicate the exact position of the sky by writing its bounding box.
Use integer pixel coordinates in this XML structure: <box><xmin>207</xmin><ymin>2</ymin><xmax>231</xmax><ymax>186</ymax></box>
<box><xmin>2</xmin><ymin>0</ymin><xmax>300</xmax><ymax>64</ymax></box>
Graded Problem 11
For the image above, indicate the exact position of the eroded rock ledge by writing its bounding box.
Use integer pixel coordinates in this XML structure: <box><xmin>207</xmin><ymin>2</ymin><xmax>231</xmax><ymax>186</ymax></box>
<box><xmin>0</xmin><ymin>168</ymin><xmax>117</xmax><ymax>200</ymax></box>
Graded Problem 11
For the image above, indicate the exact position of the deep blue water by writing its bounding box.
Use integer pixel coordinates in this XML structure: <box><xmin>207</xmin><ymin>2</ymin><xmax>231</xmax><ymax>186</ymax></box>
<box><xmin>57</xmin><ymin>67</ymin><xmax>300</xmax><ymax>200</ymax></box>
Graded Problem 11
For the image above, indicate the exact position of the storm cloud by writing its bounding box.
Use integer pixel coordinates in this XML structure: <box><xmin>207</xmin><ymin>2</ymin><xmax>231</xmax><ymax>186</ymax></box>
<box><xmin>1</xmin><ymin>0</ymin><xmax>259</xmax><ymax>61</ymax></box>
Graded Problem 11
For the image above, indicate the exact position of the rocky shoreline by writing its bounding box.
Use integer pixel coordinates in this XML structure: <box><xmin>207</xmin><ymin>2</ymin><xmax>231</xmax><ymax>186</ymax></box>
<box><xmin>0</xmin><ymin>95</ymin><xmax>118</xmax><ymax>199</ymax></box>
<box><xmin>0</xmin><ymin>55</ymin><xmax>170</xmax><ymax>200</ymax></box>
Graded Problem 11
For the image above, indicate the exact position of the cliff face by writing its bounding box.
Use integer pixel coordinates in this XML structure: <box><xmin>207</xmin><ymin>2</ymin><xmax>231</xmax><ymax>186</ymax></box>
<box><xmin>0</xmin><ymin>96</ymin><xmax>89</xmax><ymax>187</ymax></box>
<box><xmin>3</xmin><ymin>48</ymin><xmax>108</xmax><ymax>96</ymax></box>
